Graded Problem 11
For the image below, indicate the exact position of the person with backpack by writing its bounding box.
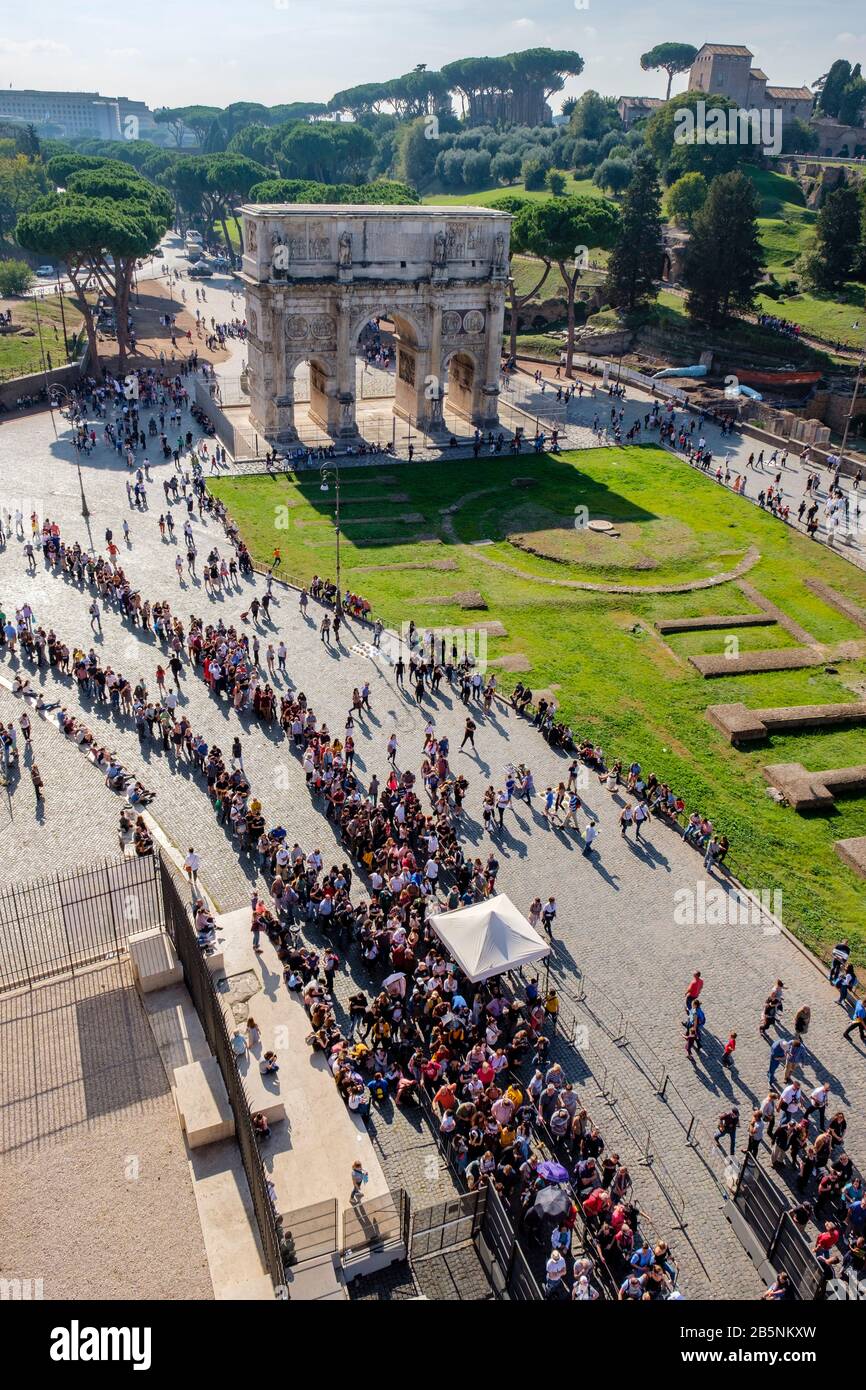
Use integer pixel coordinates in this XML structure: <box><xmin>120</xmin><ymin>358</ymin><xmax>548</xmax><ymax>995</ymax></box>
<box><xmin>350</xmin><ymin>1159</ymin><xmax>368</xmax><ymax>1202</ymax></box>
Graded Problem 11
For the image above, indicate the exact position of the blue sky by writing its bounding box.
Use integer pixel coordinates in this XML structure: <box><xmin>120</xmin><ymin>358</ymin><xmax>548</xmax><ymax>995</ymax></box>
<box><xmin>1</xmin><ymin>0</ymin><xmax>864</xmax><ymax>110</ymax></box>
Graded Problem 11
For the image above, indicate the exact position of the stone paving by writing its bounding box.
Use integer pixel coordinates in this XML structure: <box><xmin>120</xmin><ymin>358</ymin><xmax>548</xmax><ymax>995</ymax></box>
<box><xmin>3</xmin><ymin>348</ymin><xmax>866</xmax><ymax>1302</ymax></box>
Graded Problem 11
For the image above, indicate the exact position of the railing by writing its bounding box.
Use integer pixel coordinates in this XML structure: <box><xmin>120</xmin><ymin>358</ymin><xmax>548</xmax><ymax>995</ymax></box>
<box><xmin>157</xmin><ymin>855</ymin><xmax>285</xmax><ymax>1293</ymax></box>
<box><xmin>535</xmin><ymin>970</ymin><xmax>690</xmax><ymax>1228</ymax></box>
<box><xmin>0</xmin><ymin>853</ymin><xmax>162</xmax><ymax>993</ymax></box>
<box><xmin>280</xmin><ymin>1198</ymin><xmax>339</xmax><ymax>1265</ymax></box>
<box><xmin>410</xmin><ymin>1189</ymin><xmax>486</xmax><ymax>1259</ymax></box>
<box><xmin>415</xmin><ymin>1075</ymin><xmax>544</xmax><ymax>1298</ymax></box>
<box><xmin>474</xmin><ymin>1181</ymin><xmax>544</xmax><ymax>1301</ymax></box>
<box><xmin>341</xmin><ymin>1187</ymin><xmax>408</xmax><ymax>1262</ymax></box>
<box><xmin>733</xmin><ymin>1156</ymin><xmax>824</xmax><ymax>1301</ymax></box>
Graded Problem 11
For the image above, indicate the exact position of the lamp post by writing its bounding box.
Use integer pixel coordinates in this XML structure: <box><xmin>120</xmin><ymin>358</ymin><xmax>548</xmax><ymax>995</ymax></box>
<box><xmin>50</xmin><ymin>384</ymin><xmax>90</xmax><ymax>519</ymax></box>
<box><xmin>319</xmin><ymin>461</ymin><xmax>341</xmax><ymax>605</ymax></box>
<box><xmin>838</xmin><ymin>350</ymin><xmax>865</xmax><ymax>475</ymax></box>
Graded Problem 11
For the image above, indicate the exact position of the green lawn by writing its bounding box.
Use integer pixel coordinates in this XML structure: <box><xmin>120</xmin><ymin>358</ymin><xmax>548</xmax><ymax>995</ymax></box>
<box><xmin>0</xmin><ymin>296</ymin><xmax>83</xmax><ymax>379</ymax></box>
<box><xmin>423</xmin><ymin>173</ymin><xmax>601</xmax><ymax>206</ymax></box>
<box><xmin>212</xmin><ymin>445</ymin><xmax>866</xmax><ymax>963</ymax></box>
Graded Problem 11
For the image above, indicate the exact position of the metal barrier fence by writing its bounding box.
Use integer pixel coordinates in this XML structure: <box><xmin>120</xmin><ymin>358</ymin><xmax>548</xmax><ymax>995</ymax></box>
<box><xmin>0</xmin><ymin>854</ymin><xmax>162</xmax><ymax>993</ymax></box>
<box><xmin>415</xmin><ymin>1073</ymin><xmax>544</xmax><ymax>1297</ymax></box>
<box><xmin>411</xmin><ymin>1189</ymin><xmax>486</xmax><ymax>1259</ymax></box>
<box><xmin>157</xmin><ymin>855</ymin><xmax>286</xmax><ymax>1293</ymax></box>
<box><xmin>342</xmin><ymin>1187</ymin><xmax>408</xmax><ymax>1261</ymax></box>
<box><xmin>280</xmin><ymin>1198</ymin><xmax>339</xmax><ymax>1266</ymax></box>
<box><xmin>734</xmin><ymin>1156</ymin><xmax>823</xmax><ymax>1301</ymax></box>
<box><xmin>475</xmin><ymin>1182</ymin><xmax>543</xmax><ymax>1301</ymax></box>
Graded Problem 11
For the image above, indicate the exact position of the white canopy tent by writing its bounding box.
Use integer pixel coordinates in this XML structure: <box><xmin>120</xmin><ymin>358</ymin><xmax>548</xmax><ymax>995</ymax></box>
<box><xmin>428</xmin><ymin>894</ymin><xmax>551</xmax><ymax>984</ymax></box>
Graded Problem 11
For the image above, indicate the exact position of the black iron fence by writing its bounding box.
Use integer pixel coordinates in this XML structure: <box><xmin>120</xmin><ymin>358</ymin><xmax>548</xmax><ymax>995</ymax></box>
<box><xmin>0</xmin><ymin>854</ymin><xmax>162</xmax><ymax>993</ymax></box>
<box><xmin>157</xmin><ymin>854</ymin><xmax>286</xmax><ymax>1292</ymax></box>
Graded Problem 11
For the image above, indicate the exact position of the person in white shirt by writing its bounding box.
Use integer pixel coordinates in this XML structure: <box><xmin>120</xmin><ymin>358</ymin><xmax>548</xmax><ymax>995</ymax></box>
<box><xmin>805</xmin><ymin>1082</ymin><xmax>830</xmax><ymax>1129</ymax></box>
<box><xmin>545</xmin><ymin>1249</ymin><xmax>566</xmax><ymax>1295</ymax></box>
<box><xmin>184</xmin><ymin>849</ymin><xmax>201</xmax><ymax>882</ymax></box>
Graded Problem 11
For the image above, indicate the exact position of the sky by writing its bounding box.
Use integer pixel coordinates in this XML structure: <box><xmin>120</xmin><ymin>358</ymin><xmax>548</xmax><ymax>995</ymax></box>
<box><xmin>0</xmin><ymin>0</ymin><xmax>864</xmax><ymax>111</ymax></box>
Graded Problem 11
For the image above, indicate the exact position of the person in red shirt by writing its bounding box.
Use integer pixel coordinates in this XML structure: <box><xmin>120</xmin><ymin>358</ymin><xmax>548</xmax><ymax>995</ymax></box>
<box><xmin>582</xmin><ymin>1186</ymin><xmax>609</xmax><ymax>1219</ymax></box>
<box><xmin>433</xmin><ymin>1081</ymin><xmax>457</xmax><ymax>1115</ymax></box>
<box><xmin>722</xmin><ymin>1032</ymin><xmax>737</xmax><ymax>1069</ymax></box>
<box><xmin>814</xmin><ymin>1222</ymin><xmax>840</xmax><ymax>1252</ymax></box>
<box><xmin>685</xmin><ymin>971</ymin><xmax>703</xmax><ymax>1013</ymax></box>
<box><xmin>476</xmin><ymin>1060</ymin><xmax>495</xmax><ymax>1087</ymax></box>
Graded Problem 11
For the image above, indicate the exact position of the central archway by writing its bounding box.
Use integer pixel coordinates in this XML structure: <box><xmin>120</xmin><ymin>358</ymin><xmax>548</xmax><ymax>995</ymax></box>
<box><xmin>241</xmin><ymin>204</ymin><xmax>511</xmax><ymax>444</ymax></box>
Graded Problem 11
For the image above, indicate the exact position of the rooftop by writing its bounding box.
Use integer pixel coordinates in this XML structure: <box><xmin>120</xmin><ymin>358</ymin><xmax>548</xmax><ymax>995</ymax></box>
<box><xmin>242</xmin><ymin>204</ymin><xmax>510</xmax><ymax>217</ymax></box>
<box><xmin>766</xmin><ymin>86</ymin><xmax>813</xmax><ymax>100</ymax></box>
<box><xmin>698</xmin><ymin>44</ymin><xmax>753</xmax><ymax>58</ymax></box>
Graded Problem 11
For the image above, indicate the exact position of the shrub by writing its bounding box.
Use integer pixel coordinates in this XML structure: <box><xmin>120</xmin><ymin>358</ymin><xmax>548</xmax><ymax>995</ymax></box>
<box><xmin>545</xmin><ymin>169</ymin><xmax>567</xmax><ymax>196</ymax></box>
<box><xmin>0</xmin><ymin>259</ymin><xmax>34</xmax><ymax>296</ymax></box>
<box><xmin>522</xmin><ymin>153</ymin><xmax>551</xmax><ymax>190</ymax></box>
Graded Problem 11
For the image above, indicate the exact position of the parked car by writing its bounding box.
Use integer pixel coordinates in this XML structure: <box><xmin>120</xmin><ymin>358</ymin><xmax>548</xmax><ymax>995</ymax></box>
<box><xmin>188</xmin><ymin>262</ymin><xmax>214</xmax><ymax>278</ymax></box>
<box><xmin>36</xmin><ymin>265</ymin><xmax>56</xmax><ymax>278</ymax></box>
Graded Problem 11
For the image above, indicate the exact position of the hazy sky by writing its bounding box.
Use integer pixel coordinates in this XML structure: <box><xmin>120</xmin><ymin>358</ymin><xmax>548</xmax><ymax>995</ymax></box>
<box><xmin>1</xmin><ymin>0</ymin><xmax>864</xmax><ymax>110</ymax></box>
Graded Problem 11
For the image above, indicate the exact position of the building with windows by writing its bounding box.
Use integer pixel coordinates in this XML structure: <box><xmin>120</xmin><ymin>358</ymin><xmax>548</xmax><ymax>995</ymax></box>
<box><xmin>0</xmin><ymin>88</ymin><xmax>159</xmax><ymax>142</ymax></box>
<box><xmin>687</xmin><ymin>45</ymin><xmax>813</xmax><ymax>126</ymax></box>
<box><xmin>617</xmin><ymin>96</ymin><xmax>665</xmax><ymax>129</ymax></box>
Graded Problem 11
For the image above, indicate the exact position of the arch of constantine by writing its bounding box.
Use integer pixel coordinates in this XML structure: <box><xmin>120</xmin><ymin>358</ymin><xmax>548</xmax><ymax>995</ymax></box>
<box><xmin>240</xmin><ymin>203</ymin><xmax>511</xmax><ymax>443</ymax></box>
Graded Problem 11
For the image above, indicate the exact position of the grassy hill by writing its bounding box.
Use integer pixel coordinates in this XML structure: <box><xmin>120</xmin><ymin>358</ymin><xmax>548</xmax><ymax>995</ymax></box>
<box><xmin>422</xmin><ymin>173</ymin><xmax>601</xmax><ymax>206</ymax></box>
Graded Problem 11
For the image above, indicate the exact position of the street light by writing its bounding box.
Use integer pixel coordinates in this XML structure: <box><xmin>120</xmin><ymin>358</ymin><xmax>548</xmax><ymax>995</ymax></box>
<box><xmin>837</xmin><ymin>350</ymin><xmax>865</xmax><ymax>477</ymax></box>
<box><xmin>49</xmin><ymin>384</ymin><xmax>90</xmax><ymax>519</ymax></box>
<box><xmin>319</xmin><ymin>461</ymin><xmax>341</xmax><ymax>605</ymax></box>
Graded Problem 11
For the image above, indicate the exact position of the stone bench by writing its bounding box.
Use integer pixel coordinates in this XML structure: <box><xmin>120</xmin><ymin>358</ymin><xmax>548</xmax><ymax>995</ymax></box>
<box><xmin>199</xmin><ymin>944</ymin><xmax>226</xmax><ymax>976</ymax></box>
<box><xmin>243</xmin><ymin>1068</ymin><xmax>288</xmax><ymax>1126</ymax></box>
<box><xmin>128</xmin><ymin>927</ymin><xmax>183</xmax><ymax>993</ymax></box>
<box><xmin>691</xmin><ymin>649</ymin><xmax>826</xmax><ymax>678</ymax></box>
<box><xmin>763</xmin><ymin>762</ymin><xmax>866</xmax><ymax>812</ymax></box>
<box><xmin>174</xmin><ymin>1057</ymin><xmax>235</xmax><ymax>1148</ymax></box>
<box><xmin>805</xmin><ymin>579</ymin><xmax>866</xmax><ymax>632</ymax></box>
<box><xmin>656</xmin><ymin>613</ymin><xmax>776</xmax><ymax>634</ymax></box>
<box><xmin>835</xmin><ymin>838</ymin><xmax>866</xmax><ymax>880</ymax></box>
<box><xmin>708</xmin><ymin>700</ymin><xmax>866</xmax><ymax>746</ymax></box>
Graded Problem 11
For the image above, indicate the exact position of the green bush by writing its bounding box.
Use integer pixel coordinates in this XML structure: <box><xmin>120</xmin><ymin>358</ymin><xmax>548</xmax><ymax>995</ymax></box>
<box><xmin>0</xmin><ymin>259</ymin><xmax>34</xmax><ymax>297</ymax></box>
<box><xmin>522</xmin><ymin>153</ymin><xmax>551</xmax><ymax>190</ymax></box>
<box><xmin>545</xmin><ymin>169</ymin><xmax>567</xmax><ymax>196</ymax></box>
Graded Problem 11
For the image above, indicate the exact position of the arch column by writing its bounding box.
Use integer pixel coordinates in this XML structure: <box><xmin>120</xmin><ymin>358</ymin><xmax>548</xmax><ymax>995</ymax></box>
<box><xmin>249</xmin><ymin>292</ymin><xmax>298</xmax><ymax>442</ymax></box>
<box><xmin>421</xmin><ymin>301</ymin><xmax>446</xmax><ymax>434</ymax></box>
<box><xmin>474</xmin><ymin>286</ymin><xmax>506</xmax><ymax>428</ymax></box>
<box><xmin>334</xmin><ymin>297</ymin><xmax>358</xmax><ymax>438</ymax></box>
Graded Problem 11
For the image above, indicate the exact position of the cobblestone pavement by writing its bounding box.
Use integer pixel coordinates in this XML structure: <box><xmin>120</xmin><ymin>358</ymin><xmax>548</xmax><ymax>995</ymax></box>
<box><xmin>347</xmin><ymin>1245</ymin><xmax>494</xmax><ymax>1301</ymax></box>
<box><xmin>3</xmin><ymin>401</ymin><xmax>866</xmax><ymax>1301</ymax></box>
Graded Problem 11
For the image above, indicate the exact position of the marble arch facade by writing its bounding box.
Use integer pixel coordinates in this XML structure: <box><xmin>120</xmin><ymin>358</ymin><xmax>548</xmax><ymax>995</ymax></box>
<box><xmin>240</xmin><ymin>203</ymin><xmax>511</xmax><ymax>442</ymax></box>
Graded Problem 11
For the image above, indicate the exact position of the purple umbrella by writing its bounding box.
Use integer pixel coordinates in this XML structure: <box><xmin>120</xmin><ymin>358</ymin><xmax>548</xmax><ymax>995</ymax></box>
<box><xmin>538</xmin><ymin>1161</ymin><xmax>569</xmax><ymax>1183</ymax></box>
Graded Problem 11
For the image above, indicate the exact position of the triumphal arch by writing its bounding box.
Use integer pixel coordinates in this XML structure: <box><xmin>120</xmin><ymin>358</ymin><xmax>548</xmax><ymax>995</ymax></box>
<box><xmin>240</xmin><ymin>203</ymin><xmax>511</xmax><ymax>442</ymax></box>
